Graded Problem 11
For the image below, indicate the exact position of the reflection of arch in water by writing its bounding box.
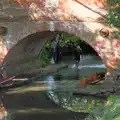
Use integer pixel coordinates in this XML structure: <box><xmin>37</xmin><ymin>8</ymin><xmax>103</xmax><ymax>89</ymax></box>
<box><xmin>47</xmin><ymin>90</ymin><xmax>105</xmax><ymax>113</ymax></box>
<box><xmin>46</xmin><ymin>76</ymin><xmax>57</xmax><ymax>90</ymax></box>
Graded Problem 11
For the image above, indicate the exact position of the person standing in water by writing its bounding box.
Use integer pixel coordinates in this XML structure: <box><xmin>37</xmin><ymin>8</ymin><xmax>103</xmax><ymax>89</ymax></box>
<box><xmin>51</xmin><ymin>38</ymin><xmax>57</xmax><ymax>63</ymax></box>
<box><xmin>74</xmin><ymin>45</ymin><xmax>83</xmax><ymax>65</ymax></box>
<box><xmin>51</xmin><ymin>34</ymin><xmax>61</xmax><ymax>64</ymax></box>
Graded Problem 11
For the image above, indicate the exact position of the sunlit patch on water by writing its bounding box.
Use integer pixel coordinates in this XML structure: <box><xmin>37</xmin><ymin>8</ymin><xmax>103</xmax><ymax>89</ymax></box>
<box><xmin>72</xmin><ymin>64</ymin><xmax>106</xmax><ymax>69</ymax></box>
<box><xmin>80</xmin><ymin>64</ymin><xmax>106</xmax><ymax>68</ymax></box>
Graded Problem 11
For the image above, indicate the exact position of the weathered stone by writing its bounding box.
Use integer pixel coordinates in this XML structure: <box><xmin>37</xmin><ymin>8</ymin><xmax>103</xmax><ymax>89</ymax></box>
<box><xmin>0</xmin><ymin>0</ymin><xmax>119</xmax><ymax>76</ymax></box>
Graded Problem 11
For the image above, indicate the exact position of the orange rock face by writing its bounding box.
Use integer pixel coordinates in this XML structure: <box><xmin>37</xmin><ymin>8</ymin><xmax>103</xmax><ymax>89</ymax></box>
<box><xmin>80</xmin><ymin>72</ymin><xmax>105</xmax><ymax>88</ymax></box>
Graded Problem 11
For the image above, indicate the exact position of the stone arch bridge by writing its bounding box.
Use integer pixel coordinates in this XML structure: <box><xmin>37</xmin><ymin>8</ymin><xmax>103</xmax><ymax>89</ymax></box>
<box><xmin>0</xmin><ymin>0</ymin><xmax>120</xmax><ymax>75</ymax></box>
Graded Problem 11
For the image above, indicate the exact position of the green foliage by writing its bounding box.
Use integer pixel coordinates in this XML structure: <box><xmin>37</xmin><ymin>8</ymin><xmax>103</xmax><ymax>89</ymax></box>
<box><xmin>45</xmin><ymin>41</ymin><xmax>51</xmax><ymax>51</ymax></box>
<box><xmin>40</xmin><ymin>50</ymin><xmax>50</xmax><ymax>67</ymax></box>
<box><xmin>107</xmin><ymin>0</ymin><xmax>120</xmax><ymax>28</ymax></box>
<box><xmin>46</xmin><ymin>32</ymin><xmax>81</xmax><ymax>50</ymax></box>
<box><xmin>108</xmin><ymin>0</ymin><xmax>120</xmax><ymax>6</ymax></box>
<box><xmin>60</xmin><ymin>32</ymin><xmax>80</xmax><ymax>47</ymax></box>
<box><xmin>86</xmin><ymin>96</ymin><xmax>120</xmax><ymax>120</ymax></box>
<box><xmin>107</xmin><ymin>9</ymin><xmax>120</xmax><ymax>28</ymax></box>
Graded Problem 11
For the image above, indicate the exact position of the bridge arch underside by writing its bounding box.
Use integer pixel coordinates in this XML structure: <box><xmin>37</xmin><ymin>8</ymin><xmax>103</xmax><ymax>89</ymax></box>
<box><xmin>2</xmin><ymin>21</ymin><xmax>120</xmax><ymax>76</ymax></box>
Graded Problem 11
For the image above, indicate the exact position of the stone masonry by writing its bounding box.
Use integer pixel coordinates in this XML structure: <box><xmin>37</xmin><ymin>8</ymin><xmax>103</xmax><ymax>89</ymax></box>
<box><xmin>0</xmin><ymin>0</ymin><xmax>119</xmax><ymax>75</ymax></box>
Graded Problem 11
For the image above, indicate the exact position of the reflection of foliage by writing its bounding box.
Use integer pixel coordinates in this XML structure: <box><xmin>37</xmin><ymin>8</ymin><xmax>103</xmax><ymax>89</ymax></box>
<box><xmin>47</xmin><ymin>91</ymin><xmax>104</xmax><ymax>113</ymax></box>
<box><xmin>86</xmin><ymin>96</ymin><xmax>120</xmax><ymax>120</ymax></box>
<box><xmin>107</xmin><ymin>0</ymin><xmax>120</xmax><ymax>28</ymax></box>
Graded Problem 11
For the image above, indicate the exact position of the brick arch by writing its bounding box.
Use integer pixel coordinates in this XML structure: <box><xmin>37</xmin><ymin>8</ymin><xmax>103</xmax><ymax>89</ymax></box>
<box><xmin>0</xmin><ymin>0</ymin><xmax>119</xmax><ymax>75</ymax></box>
<box><xmin>2</xmin><ymin>21</ymin><xmax>108</xmax><ymax>75</ymax></box>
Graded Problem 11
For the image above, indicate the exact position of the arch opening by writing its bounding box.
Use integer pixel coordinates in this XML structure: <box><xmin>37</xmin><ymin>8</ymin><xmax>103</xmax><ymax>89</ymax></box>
<box><xmin>1</xmin><ymin>31</ymin><xmax>109</xmax><ymax>98</ymax></box>
<box><xmin>2</xmin><ymin>31</ymin><xmax>106</xmax><ymax>78</ymax></box>
<box><xmin>1</xmin><ymin>31</ymin><xmax>108</xmax><ymax>115</ymax></box>
<box><xmin>1</xmin><ymin>31</ymin><xmax>120</xmax><ymax>120</ymax></box>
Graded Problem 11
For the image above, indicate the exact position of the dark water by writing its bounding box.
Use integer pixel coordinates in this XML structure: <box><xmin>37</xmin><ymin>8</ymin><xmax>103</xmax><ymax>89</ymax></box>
<box><xmin>41</xmin><ymin>55</ymin><xmax>106</xmax><ymax>113</ymax></box>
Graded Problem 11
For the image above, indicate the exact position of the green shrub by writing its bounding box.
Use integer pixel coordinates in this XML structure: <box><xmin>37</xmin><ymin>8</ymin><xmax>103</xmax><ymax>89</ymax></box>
<box><xmin>40</xmin><ymin>51</ymin><xmax>50</xmax><ymax>67</ymax></box>
<box><xmin>107</xmin><ymin>0</ymin><xmax>120</xmax><ymax>28</ymax></box>
<box><xmin>86</xmin><ymin>96</ymin><xmax>120</xmax><ymax>120</ymax></box>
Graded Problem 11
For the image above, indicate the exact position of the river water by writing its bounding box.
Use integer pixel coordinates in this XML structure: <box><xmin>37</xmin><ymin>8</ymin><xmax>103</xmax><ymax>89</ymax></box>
<box><xmin>2</xmin><ymin>55</ymin><xmax>107</xmax><ymax>120</ymax></box>
<box><xmin>39</xmin><ymin>55</ymin><xmax>107</xmax><ymax>113</ymax></box>
<box><xmin>43</xmin><ymin>55</ymin><xmax>106</xmax><ymax>91</ymax></box>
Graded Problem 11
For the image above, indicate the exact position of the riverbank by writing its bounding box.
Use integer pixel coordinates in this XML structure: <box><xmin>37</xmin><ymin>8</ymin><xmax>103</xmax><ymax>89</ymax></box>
<box><xmin>0</xmin><ymin>80</ymin><xmax>88</xmax><ymax>120</ymax></box>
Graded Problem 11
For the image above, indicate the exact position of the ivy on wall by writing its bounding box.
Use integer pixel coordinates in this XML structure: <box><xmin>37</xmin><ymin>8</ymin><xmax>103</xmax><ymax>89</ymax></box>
<box><xmin>107</xmin><ymin>0</ymin><xmax>120</xmax><ymax>28</ymax></box>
